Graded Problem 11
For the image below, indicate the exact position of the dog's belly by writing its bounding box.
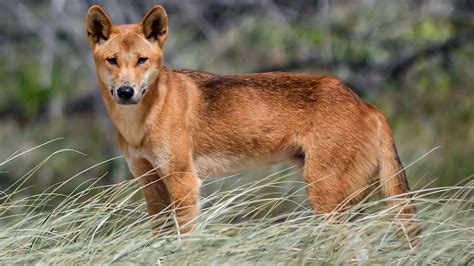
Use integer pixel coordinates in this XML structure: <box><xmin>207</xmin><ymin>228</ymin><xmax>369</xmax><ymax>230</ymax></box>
<box><xmin>193</xmin><ymin>153</ymin><xmax>251</xmax><ymax>177</ymax></box>
<box><xmin>193</xmin><ymin>151</ymin><xmax>292</xmax><ymax>178</ymax></box>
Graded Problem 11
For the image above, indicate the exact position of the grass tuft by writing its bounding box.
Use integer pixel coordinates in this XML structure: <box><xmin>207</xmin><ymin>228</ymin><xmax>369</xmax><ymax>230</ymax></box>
<box><xmin>0</xmin><ymin>145</ymin><xmax>472</xmax><ymax>264</ymax></box>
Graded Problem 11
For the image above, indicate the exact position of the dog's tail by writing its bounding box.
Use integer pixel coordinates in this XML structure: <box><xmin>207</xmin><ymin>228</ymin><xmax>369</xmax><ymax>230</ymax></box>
<box><xmin>371</xmin><ymin>106</ymin><xmax>421</xmax><ymax>247</ymax></box>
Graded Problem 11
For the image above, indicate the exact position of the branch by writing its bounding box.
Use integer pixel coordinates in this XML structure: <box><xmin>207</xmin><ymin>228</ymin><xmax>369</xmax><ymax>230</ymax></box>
<box><xmin>254</xmin><ymin>30</ymin><xmax>474</xmax><ymax>82</ymax></box>
<box><xmin>385</xmin><ymin>30</ymin><xmax>474</xmax><ymax>79</ymax></box>
<box><xmin>254</xmin><ymin>56</ymin><xmax>369</xmax><ymax>73</ymax></box>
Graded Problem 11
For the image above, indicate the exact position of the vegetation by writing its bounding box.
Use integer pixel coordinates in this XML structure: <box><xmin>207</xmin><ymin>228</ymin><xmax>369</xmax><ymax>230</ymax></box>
<box><xmin>0</xmin><ymin>145</ymin><xmax>472</xmax><ymax>264</ymax></box>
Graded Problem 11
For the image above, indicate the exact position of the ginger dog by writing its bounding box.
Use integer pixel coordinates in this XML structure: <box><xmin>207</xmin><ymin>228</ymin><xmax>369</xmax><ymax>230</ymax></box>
<box><xmin>85</xmin><ymin>5</ymin><xmax>419</xmax><ymax>240</ymax></box>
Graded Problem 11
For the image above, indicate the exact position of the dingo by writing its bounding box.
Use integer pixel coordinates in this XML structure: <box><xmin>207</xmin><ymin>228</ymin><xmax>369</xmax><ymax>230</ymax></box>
<box><xmin>85</xmin><ymin>4</ymin><xmax>419</xmax><ymax>242</ymax></box>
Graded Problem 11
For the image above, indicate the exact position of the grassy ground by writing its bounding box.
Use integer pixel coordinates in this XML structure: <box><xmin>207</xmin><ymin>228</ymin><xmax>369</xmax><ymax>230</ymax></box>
<box><xmin>0</xmin><ymin>147</ymin><xmax>472</xmax><ymax>265</ymax></box>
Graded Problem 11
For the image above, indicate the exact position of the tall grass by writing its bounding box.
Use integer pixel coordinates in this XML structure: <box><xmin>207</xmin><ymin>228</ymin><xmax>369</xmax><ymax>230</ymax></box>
<box><xmin>0</xmin><ymin>143</ymin><xmax>472</xmax><ymax>265</ymax></box>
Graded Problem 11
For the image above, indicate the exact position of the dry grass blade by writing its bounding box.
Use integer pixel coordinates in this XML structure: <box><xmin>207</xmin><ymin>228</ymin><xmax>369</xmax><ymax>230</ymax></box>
<box><xmin>0</xmin><ymin>147</ymin><xmax>472</xmax><ymax>264</ymax></box>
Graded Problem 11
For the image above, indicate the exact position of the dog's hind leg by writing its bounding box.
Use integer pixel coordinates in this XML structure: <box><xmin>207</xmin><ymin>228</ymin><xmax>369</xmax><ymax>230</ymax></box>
<box><xmin>302</xmin><ymin>139</ymin><xmax>378</xmax><ymax>217</ymax></box>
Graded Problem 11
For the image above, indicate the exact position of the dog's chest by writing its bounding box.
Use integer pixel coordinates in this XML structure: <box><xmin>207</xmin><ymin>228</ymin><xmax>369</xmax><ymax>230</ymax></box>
<box><xmin>125</xmin><ymin>144</ymin><xmax>171</xmax><ymax>174</ymax></box>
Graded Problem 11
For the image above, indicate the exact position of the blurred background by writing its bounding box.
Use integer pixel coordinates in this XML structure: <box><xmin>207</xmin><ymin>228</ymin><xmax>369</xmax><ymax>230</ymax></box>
<box><xmin>0</xmin><ymin>0</ymin><xmax>473</xmax><ymax>199</ymax></box>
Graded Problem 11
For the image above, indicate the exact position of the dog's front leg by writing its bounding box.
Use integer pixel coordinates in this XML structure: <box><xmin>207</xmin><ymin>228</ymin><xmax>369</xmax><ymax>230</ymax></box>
<box><xmin>161</xmin><ymin>162</ymin><xmax>201</xmax><ymax>234</ymax></box>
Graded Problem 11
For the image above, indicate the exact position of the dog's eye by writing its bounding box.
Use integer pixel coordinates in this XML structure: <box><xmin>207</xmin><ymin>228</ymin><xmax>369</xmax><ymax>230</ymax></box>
<box><xmin>137</xmin><ymin>57</ymin><xmax>148</xmax><ymax>65</ymax></box>
<box><xmin>106</xmin><ymin>58</ymin><xmax>118</xmax><ymax>65</ymax></box>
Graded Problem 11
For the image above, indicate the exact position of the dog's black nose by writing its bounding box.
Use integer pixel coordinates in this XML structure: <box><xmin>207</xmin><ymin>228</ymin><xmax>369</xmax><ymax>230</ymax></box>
<box><xmin>117</xmin><ymin>86</ymin><xmax>134</xmax><ymax>100</ymax></box>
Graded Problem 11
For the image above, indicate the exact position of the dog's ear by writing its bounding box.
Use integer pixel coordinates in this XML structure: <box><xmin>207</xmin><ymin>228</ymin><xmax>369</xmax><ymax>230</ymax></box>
<box><xmin>85</xmin><ymin>5</ymin><xmax>113</xmax><ymax>47</ymax></box>
<box><xmin>141</xmin><ymin>5</ymin><xmax>168</xmax><ymax>47</ymax></box>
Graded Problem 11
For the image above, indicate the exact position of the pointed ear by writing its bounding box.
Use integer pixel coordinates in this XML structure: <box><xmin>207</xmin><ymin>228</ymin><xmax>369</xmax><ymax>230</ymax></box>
<box><xmin>141</xmin><ymin>5</ymin><xmax>168</xmax><ymax>47</ymax></box>
<box><xmin>85</xmin><ymin>5</ymin><xmax>113</xmax><ymax>46</ymax></box>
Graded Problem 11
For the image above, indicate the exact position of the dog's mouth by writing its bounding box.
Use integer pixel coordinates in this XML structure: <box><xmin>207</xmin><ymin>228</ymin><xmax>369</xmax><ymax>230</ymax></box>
<box><xmin>117</xmin><ymin>98</ymin><xmax>139</xmax><ymax>105</ymax></box>
<box><xmin>140</xmin><ymin>84</ymin><xmax>148</xmax><ymax>96</ymax></box>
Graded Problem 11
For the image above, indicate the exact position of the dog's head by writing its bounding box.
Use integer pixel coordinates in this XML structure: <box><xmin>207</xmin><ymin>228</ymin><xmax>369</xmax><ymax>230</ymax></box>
<box><xmin>85</xmin><ymin>5</ymin><xmax>167</xmax><ymax>105</ymax></box>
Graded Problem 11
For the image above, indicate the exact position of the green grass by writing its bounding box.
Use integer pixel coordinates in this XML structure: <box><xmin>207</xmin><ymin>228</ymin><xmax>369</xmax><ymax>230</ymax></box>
<box><xmin>0</xmin><ymin>145</ymin><xmax>472</xmax><ymax>265</ymax></box>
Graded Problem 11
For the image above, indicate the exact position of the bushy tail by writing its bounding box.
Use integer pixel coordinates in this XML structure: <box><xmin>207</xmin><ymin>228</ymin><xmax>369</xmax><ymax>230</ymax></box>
<box><xmin>374</xmin><ymin>109</ymin><xmax>421</xmax><ymax>247</ymax></box>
